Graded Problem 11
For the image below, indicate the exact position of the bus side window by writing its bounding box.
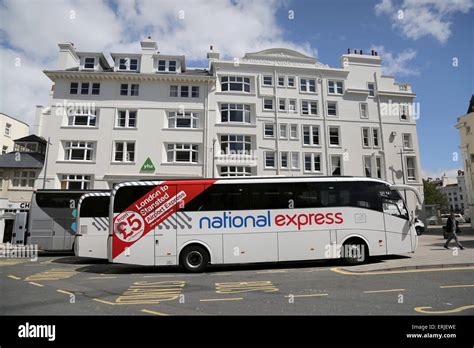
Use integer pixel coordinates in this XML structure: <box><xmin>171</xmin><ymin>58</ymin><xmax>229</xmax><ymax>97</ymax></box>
<box><xmin>250</xmin><ymin>183</ymin><xmax>293</xmax><ymax>210</ymax></box>
<box><xmin>294</xmin><ymin>182</ymin><xmax>322</xmax><ymax>208</ymax></box>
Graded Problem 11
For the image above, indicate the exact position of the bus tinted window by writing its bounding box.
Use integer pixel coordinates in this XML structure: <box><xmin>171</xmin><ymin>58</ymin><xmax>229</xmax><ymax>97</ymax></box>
<box><xmin>35</xmin><ymin>192</ymin><xmax>84</xmax><ymax>208</ymax></box>
<box><xmin>80</xmin><ymin>196</ymin><xmax>110</xmax><ymax>217</ymax></box>
<box><xmin>249</xmin><ymin>183</ymin><xmax>294</xmax><ymax>210</ymax></box>
<box><xmin>114</xmin><ymin>185</ymin><xmax>157</xmax><ymax>212</ymax></box>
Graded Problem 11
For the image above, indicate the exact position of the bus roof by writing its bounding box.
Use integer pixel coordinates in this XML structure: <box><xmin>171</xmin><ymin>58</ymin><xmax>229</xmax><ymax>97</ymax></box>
<box><xmin>78</xmin><ymin>192</ymin><xmax>111</xmax><ymax>206</ymax></box>
<box><xmin>112</xmin><ymin>176</ymin><xmax>393</xmax><ymax>195</ymax></box>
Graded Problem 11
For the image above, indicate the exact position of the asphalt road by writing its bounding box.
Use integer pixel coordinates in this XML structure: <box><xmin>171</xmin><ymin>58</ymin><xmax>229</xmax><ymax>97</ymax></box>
<box><xmin>0</xmin><ymin>255</ymin><xmax>473</xmax><ymax>316</ymax></box>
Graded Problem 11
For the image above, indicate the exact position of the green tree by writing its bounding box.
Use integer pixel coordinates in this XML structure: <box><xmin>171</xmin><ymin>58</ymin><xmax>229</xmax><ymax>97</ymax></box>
<box><xmin>423</xmin><ymin>179</ymin><xmax>448</xmax><ymax>210</ymax></box>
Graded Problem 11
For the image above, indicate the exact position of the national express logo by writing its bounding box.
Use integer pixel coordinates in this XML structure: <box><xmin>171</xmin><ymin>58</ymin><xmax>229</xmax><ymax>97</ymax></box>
<box><xmin>199</xmin><ymin>211</ymin><xmax>344</xmax><ymax>230</ymax></box>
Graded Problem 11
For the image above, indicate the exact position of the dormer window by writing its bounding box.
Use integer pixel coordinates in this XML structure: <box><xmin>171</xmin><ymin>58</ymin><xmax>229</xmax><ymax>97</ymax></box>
<box><xmin>84</xmin><ymin>57</ymin><xmax>96</xmax><ymax>70</ymax></box>
<box><xmin>158</xmin><ymin>60</ymin><xmax>178</xmax><ymax>72</ymax></box>
<box><xmin>118</xmin><ymin>58</ymin><xmax>139</xmax><ymax>71</ymax></box>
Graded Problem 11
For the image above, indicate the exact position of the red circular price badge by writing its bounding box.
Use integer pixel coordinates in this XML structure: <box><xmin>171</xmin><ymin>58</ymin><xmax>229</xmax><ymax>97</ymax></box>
<box><xmin>114</xmin><ymin>211</ymin><xmax>145</xmax><ymax>243</ymax></box>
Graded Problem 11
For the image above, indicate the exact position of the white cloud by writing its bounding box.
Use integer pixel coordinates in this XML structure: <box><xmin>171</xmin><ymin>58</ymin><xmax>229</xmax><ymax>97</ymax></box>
<box><xmin>375</xmin><ymin>0</ymin><xmax>474</xmax><ymax>44</ymax></box>
<box><xmin>371</xmin><ymin>45</ymin><xmax>419</xmax><ymax>76</ymax></box>
<box><xmin>0</xmin><ymin>0</ymin><xmax>316</xmax><ymax>126</ymax></box>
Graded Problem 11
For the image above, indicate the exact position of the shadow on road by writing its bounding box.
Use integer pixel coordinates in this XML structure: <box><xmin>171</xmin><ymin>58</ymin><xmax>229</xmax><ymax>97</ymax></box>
<box><xmin>46</xmin><ymin>253</ymin><xmax>411</xmax><ymax>275</ymax></box>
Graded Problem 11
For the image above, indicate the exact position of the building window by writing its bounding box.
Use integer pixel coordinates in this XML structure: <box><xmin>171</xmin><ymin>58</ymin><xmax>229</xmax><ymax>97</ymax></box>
<box><xmin>64</xmin><ymin>141</ymin><xmax>94</xmax><ymax>161</ymax></box>
<box><xmin>375</xmin><ymin>156</ymin><xmax>383</xmax><ymax>179</ymax></box>
<box><xmin>289</xmin><ymin>99</ymin><xmax>297</xmax><ymax>113</ymax></box>
<box><xmin>328</xmin><ymin>80</ymin><xmax>343</xmax><ymax>95</ymax></box>
<box><xmin>372</xmin><ymin>128</ymin><xmax>380</xmax><ymax>148</ymax></box>
<box><xmin>304</xmin><ymin>153</ymin><xmax>321</xmax><ymax>173</ymax></box>
<box><xmin>327</xmin><ymin>101</ymin><xmax>338</xmax><ymax>116</ymax></box>
<box><xmin>363</xmin><ymin>156</ymin><xmax>372</xmax><ymax>177</ymax></box>
<box><xmin>330</xmin><ymin>155</ymin><xmax>342</xmax><ymax>176</ymax></box>
<box><xmin>117</xmin><ymin>110</ymin><xmax>137</xmax><ymax>128</ymax></box>
<box><xmin>402</xmin><ymin>134</ymin><xmax>413</xmax><ymax>149</ymax></box>
<box><xmin>301</xmin><ymin>100</ymin><xmax>317</xmax><ymax>116</ymax></box>
<box><xmin>158</xmin><ymin>60</ymin><xmax>166</xmax><ymax>71</ymax></box>
<box><xmin>303</xmin><ymin>125</ymin><xmax>319</xmax><ymax>146</ymax></box>
<box><xmin>400</xmin><ymin>104</ymin><xmax>409</xmax><ymax>121</ymax></box>
<box><xmin>114</xmin><ymin>141</ymin><xmax>135</xmax><ymax>162</ymax></box>
<box><xmin>81</xmin><ymin>82</ymin><xmax>89</xmax><ymax>95</ymax></box>
<box><xmin>279</xmin><ymin>98</ymin><xmax>286</xmax><ymax>111</ymax></box>
<box><xmin>263</xmin><ymin>98</ymin><xmax>274</xmax><ymax>110</ymax></box>
<box><xmin>167</xmin><ymin>144</ymin><xmax>198</xmax><ymax>163</ymax></box>
<box><xmin>118</xmin><ymin>58</ymin><xmax>139</xmax><ymax>71</ymax></box>
<box><xmin>263</xmin><ymin>75</ymin><xmax>273</xmax><ymax>86</ymax></box>
<box><xmin>328</xmin><ymin>127</ymin><xmax>341</xmax><ymax>146</ymax></box>
<box><xmin>362</xmin><ymin>128</ymin><xmax>370</xmax><ymax>147</ymax></box>
<box><xmin>220</xmin><ymin>135</ymin><xmax>251</xmax><ymax>155</ymax></box>
<box><xmin>280</xmin><ymin>152</ymin><xmax>289</xmax><ymax>169</ymax></box>
<box><xmin>406</xmin><ymin>157</ymin><xmax>417</xmax><ymax>181</ymax></box>
<box><xmin>191</xmin><ymin>86</ymin><xmax>200</xmax><ymax>98</ymax></box>
<box><xmin>120</xmin><ymin>84</ymin><xmax>139</xmax><ymax>96</ymax></box>
<box><xmin>170</xmin><ymin>86</ymin><xmax>178</xmax><ymax>97</ymax></box>
<box><xmin>290</xmin><ymin>124</ymin><xmax>298</xmax><ymax>139</ymax></box>
<box><xmin>367</xmin><ymin>83</ymin><xmax>375</xmax><ymax>97</ymax></box>
<box><xmin>300</xmin><ymin>78</ymin><xmax>316</xmax><ymax>93</ymax></box>
<box><xmin>287</xmin><ymin>77</ymin><xmax>295</xmax><ymax>87</ymax></box>
<box><xmin>220</xmin><ymin>166</ymin><xmax>251</xmax><ymax>177</ymax></box>
<box><xmin>11</xmin><ymin>171</ymin><xmax>35</xmax><ymax>188</ymax></box>
<box><xmin>68</xmin><ymin>108</ymin><xmax>97</xmax><ymax>127</ymax></box>
<box><xmin>220</xmin><ymin>104</ymin><xmax>251</xmax><ymax>123</ymax></box>
<box><xmin>360</xmin><ymin>103</ymin><xmax>369</xmax><ymax>118</ymax></box>
<box><xmin>278</xmin><ymin>76</ymin><xmax>285</xmax><ymax>87</ymax></box>
<box><xmin>181</xmin><ymin>86</ymin><xmax>189</xmax><ymax>98</ymax></box>
<box><xmin>158</xmin><ymin>60</ymin><xmax>177</xmax><ymax>72</ymax></box>
<box><xmin>168</xmin><ymin>61</ymin><xmax>177</xmax><ymax>72</ymax></box>
<box><xmin>2</xmin><ymin>146</ymin><xmax>7</xmax><ymax>154</ymax></box>
<box><xmin>264</xmin><ymin>152</ymin><xmax>275</xmax><ymax>168</ymax></box>
<box><xmin>264</xmin><ymin>123</ymin><xmax>275</xmax><ymax>138</ymax></box>
<box><xmin>5</xmin><ymin>123</ymin><xmax>11</xmax><ymax>136</ymax></box>
<box><xmin>279</xmin><ymin>124</ymin><xmax>288</xmax><ymax>139</ymax></box>
<box><xmin>60</xmin><ymin>174</ymin><xmax>91</xmax><ymax>190</ymax></box>
<box><xmin>70</xmin><ymin>82</ymin><xmax>78</xmax><ymax>94</ymax></box>
<box><xmin>291</xmin><ymin>152</ymin><xmax>299</xmax><ymax>169</ymax></box>
<box><xmin>84</xmin><ymin>57</ymin><xmax>95</xmax><ymax>69</ymax></box>
<box><xmin>91</xmin><ymin>83</ymin><xmax>100</xmax><ymax>95</ymax></box>
<box><xmin>221</xmin><ymin>76</ymin><xmax>250</xmax><ymax>93</ymax></box>
<box><xmin>168</xmin><ymin>111</ymin><xmax>198</xmax><ymax>128</ymax></box>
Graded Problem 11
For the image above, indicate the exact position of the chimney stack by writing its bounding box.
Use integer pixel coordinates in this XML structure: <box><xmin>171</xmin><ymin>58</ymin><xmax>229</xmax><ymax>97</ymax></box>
<box><xmin>207</xmin><ymin>45</ymin><xmax>220</xmax><ymax>61</ymax></box>
<box><xmin>57</xmin><ymin>42</ymin><xmax>79</xmax><ymax>70</ymax></box>
<box><xmin>140</xmin><ymin>36</ymin><xmax>158</xmax><ymax>73</ymax></box>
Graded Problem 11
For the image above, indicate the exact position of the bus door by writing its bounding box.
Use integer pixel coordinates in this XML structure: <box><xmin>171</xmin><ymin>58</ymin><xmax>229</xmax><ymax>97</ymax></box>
<box><xmin>381</xmin><ymin>191</ymin><xmax>412</xmax><ymax>254</ymax></box>
<box><xmin>154</xmin><ymin>184</ymin><xmax>178</xmax><ymax>265</ymax></box>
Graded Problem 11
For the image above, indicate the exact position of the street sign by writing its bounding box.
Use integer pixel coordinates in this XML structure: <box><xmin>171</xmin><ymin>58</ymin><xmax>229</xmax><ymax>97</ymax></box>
<box><xmin>141</xmin><ymin>157</ymin><xmax>155</xmax><ymax>172</ymax></box>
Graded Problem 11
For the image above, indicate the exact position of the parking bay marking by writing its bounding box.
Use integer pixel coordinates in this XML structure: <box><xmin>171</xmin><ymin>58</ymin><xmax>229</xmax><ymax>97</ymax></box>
<box><xmin>285</xmin><ymin>293</ymin><xmax>328</xmax><ymax>298</ymax></box>
<box><xmin>94</xmin><ymin>280</ymin><xmax>186</xmax><ymax>305</ymax></box>
<box><xmin>200</xmin><ymin>298</ymin><xmax>243</xmax><ymax>302</ymax></box>
<box><xmin>331</xmin><ymin>266</ymin><xmax>474</xmax><ymax>276</ymax></box>
<box><xmin>364</xmin><ymin>288</ymin><xmax>405</xmax><ymax>294</ymax></box>
<box><xmin>24</xmin><ymin>268</ymin><xmax>78</xmax><ymax>281</ymax></box>
<box><xmin>8</xmin><ymin>275</ymin><xmax>21</xmax><ymax>280</ymax></box>
<box><xmin>440</xmin><ymin>284</ymin><xmax>474</xmax><ymax>289</ymax></box>
<box><xmin>141</xmin><ymin>309</ymin><xmax>170</xmax><ymax>316</ymax></box>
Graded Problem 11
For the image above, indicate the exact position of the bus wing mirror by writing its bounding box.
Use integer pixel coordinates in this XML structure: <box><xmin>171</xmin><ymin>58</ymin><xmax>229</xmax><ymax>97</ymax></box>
<box><xmin>389</xmin><ymin>185</ymin><xmax>423</xmax><ymax>208</ymax></box>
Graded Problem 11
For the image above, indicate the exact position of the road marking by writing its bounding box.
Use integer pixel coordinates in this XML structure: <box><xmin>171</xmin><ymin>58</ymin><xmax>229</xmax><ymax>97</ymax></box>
<box><xmin>24</xmin><ymin>268</ymin><xmax>77</xmax><ymax>281</ymax></box>
<box><xmin>215</xmin><ymin>281</ymin><xmax>279</xmax><ymax>294</ymax></box>
<box><xmin>256</xmin><ymin>270</ymin><xmax>288</xmax><ymax>274</ymax></box>
<box><xmin>141</xmin><ymin>309</ymin><xmax>170</xmax><ymax>316</ymax></box>
<box><xmin>57</xmin><ymin>289</ymin><xmax>74</xmax><ymax>296</ymax></box>
<box><xmin>200</xmin><ymin>298</ymin><xmax>243</xmax><ymax>302</ymax></box>
<box><xmin>88</xmin><ymin>276</ymin><xmax>117</xmax><ymax>280</ymax></box>
<box><xmin>364</xmin><ymin>288</ymin><xmax>405</xmax><ymax>294</ymax></box>
<box><xmin>210</xmin><ymin>273</ymin><xmax>232</xmax><ymax>276</ymax></box>
<box><xmin>331</xmin><ymin>265</ymin><xmax>474</xmax><ymax>276</ymax></box>
<box><xmin>28</xmin><ymin>282</ymin><xmax>44</xmax><ymax>287</ymax></box>
<box><xmin>93</xmin><ymin>298</ymin><xmax>117</xmax><ymax>306</ymax></box>
<box><xmin>285</xmin><ymin>293</ymin><xmax>328</xmax><ymax>298</ymax></box>
<box><xmin>8</xmin><ymin>275</ymin><xmax>21</xmax><ymax>280</ymax></box>
<box><xmin>113</xmin><ymin>280</ymin><xmax>186</xmax><ymax>305</ymax></box>
<box><xmin>0</xmin><ymin>259</ymin><xmax>27</xmax><ymax>266</ymax></box>
<box><xmin>440</xmin><ymin>284</ymin><xmax>474</xmax><ymax>289</ymax></box>
<box><xmin>414</xmin><ymin>305</ymin><xmax>474</xmax><ymax>314</ymax></box>
<box><xmin>143</xmin><ymin>275</ymin><xmax>176</xmax><ymax>278</ymax></box>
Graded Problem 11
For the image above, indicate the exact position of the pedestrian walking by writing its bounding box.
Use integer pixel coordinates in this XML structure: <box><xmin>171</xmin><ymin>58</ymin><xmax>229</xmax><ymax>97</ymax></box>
<box><xmin>444</xmin><ymin>212</ymin><xmax>465</xmax><ymax>250</ymax></box>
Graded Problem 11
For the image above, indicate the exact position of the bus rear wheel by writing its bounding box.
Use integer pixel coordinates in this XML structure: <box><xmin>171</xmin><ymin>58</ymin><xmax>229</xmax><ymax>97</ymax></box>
<box><xmin>342</xmin><ymin>239</ymin><xmax>368</xmax><ymax>265</ymax></box>
<box><xmin>180</xmin><ymin>245</ymin><xmax>210</xmax><ymax>273</ymax></box>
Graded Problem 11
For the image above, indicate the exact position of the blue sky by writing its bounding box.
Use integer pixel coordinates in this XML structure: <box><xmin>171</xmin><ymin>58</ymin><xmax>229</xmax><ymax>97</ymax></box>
<box><xmin>0</xmin><ymin>0</ymin><xmax>473</xmax><ymax>179</ymax></box>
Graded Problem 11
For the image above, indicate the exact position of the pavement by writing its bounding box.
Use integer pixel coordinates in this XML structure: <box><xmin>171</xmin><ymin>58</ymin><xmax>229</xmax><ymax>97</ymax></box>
<box><xmin>341</xmin><ymin>224</ymin><xmax>474</xmax><ymax>273</ymax></box>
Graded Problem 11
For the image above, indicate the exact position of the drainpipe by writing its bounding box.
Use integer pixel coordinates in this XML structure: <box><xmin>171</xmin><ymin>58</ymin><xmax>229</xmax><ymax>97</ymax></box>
<box><xmin>273</xmin><ymin>68</ymin><xmax>280</xmax><ymax>175</ymax></box>
<box><xmin>319</xmin><ymin>75</ymin><xmax>330</xmax><ymax>174</ymax></box>
<box><xmin>373</xmin><ymin>72</ymin><xmax>387</xmax><ymax>181</ymax></box>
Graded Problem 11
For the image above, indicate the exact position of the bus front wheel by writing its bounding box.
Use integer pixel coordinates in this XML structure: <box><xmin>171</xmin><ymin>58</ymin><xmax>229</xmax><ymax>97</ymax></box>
<box><xmin>342</xmin><ymin>238</ymin><xmax>368</xmax><ymax>265</ymax></box>
<box><xmin>180</xmin><ymin>245</ymin><xmax>210</xmax><ymax>273</ymax></box>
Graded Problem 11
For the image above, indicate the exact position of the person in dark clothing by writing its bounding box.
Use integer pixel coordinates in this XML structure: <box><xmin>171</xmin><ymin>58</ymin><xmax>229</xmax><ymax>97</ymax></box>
<box><xmin>444</xmin><ymin>212</ymin><xmax>464</xmax><ymax>250</ymax></box>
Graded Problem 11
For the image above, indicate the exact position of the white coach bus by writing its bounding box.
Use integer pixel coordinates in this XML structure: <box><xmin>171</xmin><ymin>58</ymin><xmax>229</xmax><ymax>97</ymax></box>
<box><xmin>74</xmin><ymin>192</ymin><xmax>111</xmax><ymax>259</ymax></box>
<box><xmin>108</xmin><ymin>177</ymin><xmax>422</xmax><ymax>272</ymax></box>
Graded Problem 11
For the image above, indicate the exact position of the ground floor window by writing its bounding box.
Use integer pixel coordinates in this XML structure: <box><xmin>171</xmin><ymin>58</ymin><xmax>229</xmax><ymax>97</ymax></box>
<box><xmin>220</xmin><ymin>166</ymin><xmax>252</xmax><ymax>177</ymax></box>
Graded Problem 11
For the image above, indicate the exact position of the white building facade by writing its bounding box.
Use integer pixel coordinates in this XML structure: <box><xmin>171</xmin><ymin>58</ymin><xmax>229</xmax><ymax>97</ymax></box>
<box><xmin>35</xmin><ymin>40</ymin><xmax>423</xmax><ymax>211</ymax></box>
<box><xmin>439</xmin><ymin>171</ymin><xmax>470</xmax><ymax>213</ymax></box>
